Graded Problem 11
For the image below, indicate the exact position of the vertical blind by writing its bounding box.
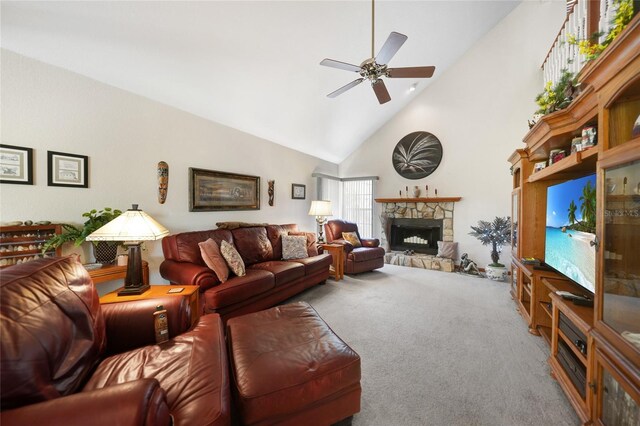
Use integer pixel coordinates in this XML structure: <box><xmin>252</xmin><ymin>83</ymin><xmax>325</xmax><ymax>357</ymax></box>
<box><xmin>342</xmin><ymin>179</ymin><xmax>374</xmax><ymax>238</ymax></box>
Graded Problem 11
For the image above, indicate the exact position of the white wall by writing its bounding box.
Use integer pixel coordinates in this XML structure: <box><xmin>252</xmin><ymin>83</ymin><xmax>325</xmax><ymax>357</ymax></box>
<box><xmin>338</xmin><ymin>1</ymin><xmax>566</xmax><ymax>268</ymax></box>
<box><xmin>1</xmin><ymin>50</ymin><xmax>337</xmax><ymax>287</ymax></box>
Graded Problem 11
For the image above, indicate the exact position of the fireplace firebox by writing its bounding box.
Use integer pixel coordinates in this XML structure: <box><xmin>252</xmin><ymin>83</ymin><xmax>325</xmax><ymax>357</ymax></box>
<box><xmin>389</xmin><ymin>218</ymin><xmax>443</xmax><ymax>255</ymax></box>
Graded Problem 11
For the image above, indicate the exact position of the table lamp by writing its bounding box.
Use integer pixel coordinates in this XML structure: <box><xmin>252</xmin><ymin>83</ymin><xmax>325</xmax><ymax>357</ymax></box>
<box><xmin>308</xmin><ymin>200</ymin><xmax>333</xmax><ymax>243</ymax></box>
<box><xmin>87</xmin><ymin>204</ymin><xmax>169</xmax><ymax>296</ymax></box>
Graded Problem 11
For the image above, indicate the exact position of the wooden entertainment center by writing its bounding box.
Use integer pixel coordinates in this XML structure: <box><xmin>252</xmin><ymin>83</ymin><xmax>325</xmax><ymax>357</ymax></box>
<box><xmin>508</xmin><ymin>14</ymin><xmax>639</xmax><ymax>425</ymax></box>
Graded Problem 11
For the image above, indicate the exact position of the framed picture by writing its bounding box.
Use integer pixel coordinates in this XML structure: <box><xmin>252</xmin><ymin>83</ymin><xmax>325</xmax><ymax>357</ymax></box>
<box><xmin>47</xmin><ymin>151</ymin><xmax>88</xmax><ymax>188</ymax></box>
<box><xmin>291</xmin><ymin>183</ymin><xmax>306</xmax><ymax>200</ymax></box>
<box><xmin>0</xmin><ymin>144</ymin><xmax>33</xmax><ymax>185</ymax></box>
<box><xmin>189</xmin><ymin>168</ymin><xmax>260</xmax><ymax>211</ymax></box>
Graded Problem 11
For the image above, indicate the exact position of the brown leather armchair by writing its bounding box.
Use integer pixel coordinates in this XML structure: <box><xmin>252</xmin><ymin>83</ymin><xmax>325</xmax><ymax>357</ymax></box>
<box><xmin>324</xmin><ymin>219</ymin><xmax>386</xmax><ymax>274</ymax></box>
<box><xmin>0</xmin><ymin>256</ymin><xmax>230</xmax><ymax>426</ymax></box>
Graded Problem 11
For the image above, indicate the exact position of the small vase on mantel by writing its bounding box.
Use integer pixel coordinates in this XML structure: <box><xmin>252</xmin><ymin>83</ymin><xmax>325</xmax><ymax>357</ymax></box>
<box><xmin>413</xmin><ymin>186</ymin><xmax>421</xmax><ymax>198</ymax></box>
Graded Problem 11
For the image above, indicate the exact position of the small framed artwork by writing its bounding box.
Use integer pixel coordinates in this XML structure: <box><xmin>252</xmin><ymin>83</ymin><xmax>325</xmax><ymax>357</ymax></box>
<box><xmin>291</xmin><ymin>183</ymin><xmax>306</xmax><ymax>200</ymax></box>
<box><xmin>0</xmin><ymin>144</ymin><xmax>33</xmax><ymax>185</ymax></box>
<box><xmin>534</xmin><ymin>161</ymin><xmax>547</xmax><ymax>172</ymax></box>
<box><xmin>47</xmin><ymin>151</ymin><xmax>89</xmax><ymax>188</ymax></box>
<box><xmin>189</xmin><ymin>168</ymin><xmax>260</xmax><ymax>211</ymax></box>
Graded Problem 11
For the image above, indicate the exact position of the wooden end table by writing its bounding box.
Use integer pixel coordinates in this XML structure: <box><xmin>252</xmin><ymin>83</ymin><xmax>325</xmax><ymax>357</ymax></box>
<box><xmin>86</xmin><ymin>261</ymin><xmax>149</xmax><ymax>286</ymax></box>
<box><xmin>319</xmin><ymin>243</ymin><xmax>344</xmax><ymax>281</ymax></box>
<box><xmin>99</xmin><ymin>285</ymin><xmax>200</xmax><ymax>326</ymax></box>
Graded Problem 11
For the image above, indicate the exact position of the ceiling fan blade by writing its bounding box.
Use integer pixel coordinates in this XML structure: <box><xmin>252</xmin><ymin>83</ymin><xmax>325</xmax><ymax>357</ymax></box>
<box><xmin>375</xmin><ymin>32</ymin><xmax>408</xmax><ymax>65</ymax></box>
<box><xmin>320</xmin><ymin>58</ymin><xmax>362</xmax><ymax>73</ymax></box>
<box><xmin>327</xmin><ymin>78</ymin><xmax>365</xmax><ymax>98</ymax></box>
<box><xmin>387</xmin><ymin>66</ymin><xmax>436</xmax><ymax>78</ymax></box>
<box><xmin>371</xmin><ymin>79</ymin><xmax>391</xmax><ymax>104</ymax></box>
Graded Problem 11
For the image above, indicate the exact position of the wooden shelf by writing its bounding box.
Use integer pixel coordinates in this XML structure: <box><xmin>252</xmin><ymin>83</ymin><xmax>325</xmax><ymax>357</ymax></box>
<box><xmin>540</xmin><ymin>301</ymin><xmax>553</xmax><ymax>319</ymax></box>
<box><xmin>374</xmin><ymin>197</ymin><xmax>462</xmax><ymax>203</ymax></box>
<box><xmin>539</xmin><ymin>325</ymin><xmax>552</xmax><ymax>346</ymax></box>
<box><xmin>528</xmin><ymin>148</ymin><xmax>598</xmax><ymax>183</ymax></box>
<box><xmin>558</xmin><ymin>328</ymin><xmax>588</xmax><ymax>366</ymax></box>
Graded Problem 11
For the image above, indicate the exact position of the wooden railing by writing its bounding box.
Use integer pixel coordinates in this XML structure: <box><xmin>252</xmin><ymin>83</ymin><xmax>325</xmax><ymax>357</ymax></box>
<box><xmin>542</xmin><ymin>0</ymin><xmax>619</xmax><ymax>86</ymax></box>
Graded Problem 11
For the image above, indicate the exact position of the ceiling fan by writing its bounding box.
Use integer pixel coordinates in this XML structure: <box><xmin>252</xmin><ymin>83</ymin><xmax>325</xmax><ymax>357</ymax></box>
<box><xmin>320</xmin><ymin>0</ymin><xmax>435</xmax><ymax>104</ymax></box>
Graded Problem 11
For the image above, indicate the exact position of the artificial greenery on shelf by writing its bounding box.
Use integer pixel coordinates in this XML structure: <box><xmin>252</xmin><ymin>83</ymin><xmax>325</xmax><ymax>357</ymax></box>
<box><xmin>567</xmin><ymin>0</ymin><xmax>635</xmax><ymax>61</ymax></box>
<box><xmin>534</xmin><ymin>70</ymin><xmax>578</xmax><ymax>115</ymax></box>
<box><xmin>42</xmin><ymin>207</ymin><xmax>123</xmax><ymax>253</ymax></box>
<box><xmin>469</xmin><ymin>217</ymin><xmax>511</xmax><ymax>267</ymax></box>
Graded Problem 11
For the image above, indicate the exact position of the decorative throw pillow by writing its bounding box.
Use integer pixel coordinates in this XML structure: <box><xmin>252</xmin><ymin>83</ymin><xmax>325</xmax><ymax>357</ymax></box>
<box><xmin>437</xmin><ymin>241</ymin><xmax>458</xmax><ymax>260</ymax></box>
<box><xmin>220</xmin><ymin>240</ymin><xmax>246</xmax><ymax>277</ymax></box>
<box><xmin>282</xmin><ymin>235</ymin><xmax>309</xmax><ymax>260</ymax></box>
<box><xmin>288</xmin><ymin>231</ymin><xmax>318</xmax><ymax>256</ymax></box>
<box><xmin>342</xmin><ymin>231</ymin><xmax>362</xmax><ymax>248</ymax></box>
<box><xmin>198</xmin><ymin>238</ymin><xmax>229</xmax><ymax>283</ymax></box>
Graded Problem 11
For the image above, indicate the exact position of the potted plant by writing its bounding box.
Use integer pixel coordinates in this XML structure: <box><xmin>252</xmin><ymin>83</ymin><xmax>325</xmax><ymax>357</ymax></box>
<box><xmin>42</xmin><ymin>207</ymin><xmax>123</xmax><ymax>264</ymax></box>
<box><xmin>469</xmin><ymin>216</ymin><xmax>511</xmax><ymax>281</ymax></box>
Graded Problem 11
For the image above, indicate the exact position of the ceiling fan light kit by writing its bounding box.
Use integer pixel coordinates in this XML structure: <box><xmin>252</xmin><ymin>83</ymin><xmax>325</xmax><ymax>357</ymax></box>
<box><xmin>320</xmin><ymin>0</ymin><xmax>435</xmax><ymax>105</ymax></box>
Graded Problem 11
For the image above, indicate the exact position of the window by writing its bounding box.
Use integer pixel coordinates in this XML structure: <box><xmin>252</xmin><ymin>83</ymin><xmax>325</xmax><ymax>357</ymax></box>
<box><xmin>314</xmin><ymin>174</ymin><xmax>377</xmax><ymax>238</ymax></box>
<box><xmin>342</xmin><ymin>180</ymin><xmax>373</xmax><ymax>238</ymax></box>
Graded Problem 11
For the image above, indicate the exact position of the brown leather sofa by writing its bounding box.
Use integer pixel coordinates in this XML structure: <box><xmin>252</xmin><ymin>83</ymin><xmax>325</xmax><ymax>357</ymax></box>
<box><xmin>325</xmin><ymin>219</ymin><xmax>386</xmax><ymax>274</ymax></box>
<box><xmin>160</xmin><ymin>224</ymin><xmax>332</xmax><ymax>320</ymax></box>
<box><xmin>0</xmin><ymin>256</ymin><xmax>231</xmax><ymax>426</ymax></box>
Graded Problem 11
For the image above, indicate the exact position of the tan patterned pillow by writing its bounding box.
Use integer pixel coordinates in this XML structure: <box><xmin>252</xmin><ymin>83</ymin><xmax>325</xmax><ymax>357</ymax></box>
<box><xmin>437</xmin><ymin>241</ymin><xmax>458</xmax><ymax>260</ymax></box>
<box><xmin>198</xmin><ymin>238</ymin><xmax>229</xmax><ymax>283</ymax></box>
<box><xmin>220</xmin><ymin>240</ymin><xmax>246</xmax><ymax>277</ymax></box>
<box><xmin>282</xmin><ymin>235</ymin><xmax>309</xmax><ymax>260</ymax></box>
<box><xmin>342</xmin><ymin>231</ymin><xmax>362</xmax><ymax>247</ymax></box>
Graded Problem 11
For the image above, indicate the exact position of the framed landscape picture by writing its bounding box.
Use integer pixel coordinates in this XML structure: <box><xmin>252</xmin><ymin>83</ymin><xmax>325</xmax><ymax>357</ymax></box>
<box><xmin>0</xmin><ymin>144</ymin><xmax>33</xmax><ymax>185</ymax></box>
<box><xmin>291</xmin><ymin>183</ymin><xmax>306</xmax><ymax>200</ymax></box>
<box><xmin>189</xmin><ymin>168</ymin><xmax>260</xmax><ymax>211</ymax></box>
<box><xmin>47</xmin><ymin>151</ymin><xmax>88</xmax><ymax>188</ymax></box>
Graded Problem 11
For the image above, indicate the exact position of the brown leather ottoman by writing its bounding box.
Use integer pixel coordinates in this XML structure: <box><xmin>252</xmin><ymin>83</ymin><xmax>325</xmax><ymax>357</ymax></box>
<box><xmin>226</xmin><ymin>302</ymin><xmax>361</xmax><ymax>426</ymax></box>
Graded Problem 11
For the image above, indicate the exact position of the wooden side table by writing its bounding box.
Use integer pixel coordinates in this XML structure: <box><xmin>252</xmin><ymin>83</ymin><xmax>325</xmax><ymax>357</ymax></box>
<box><xmin>319</xmin><ymin>243</ymin><xmax>344</xmax><ymax>281</ymax></box>
<box><xmin>100</xmin><ymin>285</ymin><xmax>200</xmax><ymax>326</ymax></box>
<box><xmin>86</xmin><ymin>261</ymin><xmax>149</xmax><ymax>286</ymax></box>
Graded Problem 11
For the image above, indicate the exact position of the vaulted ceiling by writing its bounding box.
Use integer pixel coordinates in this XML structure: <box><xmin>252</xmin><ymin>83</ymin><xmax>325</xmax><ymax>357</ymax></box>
<box><xmin>1</xmin><ymin>1</ymin><xmax>520</xmax><ymax>163</ymax></box>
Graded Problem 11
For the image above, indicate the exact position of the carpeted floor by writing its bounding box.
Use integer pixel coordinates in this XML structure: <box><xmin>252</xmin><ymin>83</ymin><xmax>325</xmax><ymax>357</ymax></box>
<box><xmin>289</xmin><ymin>264</ymin><xmax>580</xmax><ymax>426</ymax></box>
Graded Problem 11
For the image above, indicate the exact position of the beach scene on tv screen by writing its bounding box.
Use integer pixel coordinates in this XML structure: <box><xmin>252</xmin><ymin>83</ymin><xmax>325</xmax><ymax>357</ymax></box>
<box><xmin>545</xmin><ymin>174</ymin><xmax>597</xmax><ymax>293</ymax></box>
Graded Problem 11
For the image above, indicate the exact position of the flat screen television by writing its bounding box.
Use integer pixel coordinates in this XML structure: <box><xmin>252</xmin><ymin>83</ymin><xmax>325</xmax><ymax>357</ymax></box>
<box><xmin>545</xmin><ymin>174</ymin><xmax>597</xmax><ymax>295</ymax></box>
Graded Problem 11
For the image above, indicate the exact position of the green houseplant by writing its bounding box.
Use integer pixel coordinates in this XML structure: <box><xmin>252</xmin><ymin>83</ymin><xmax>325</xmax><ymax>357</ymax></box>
<box><xmin>43</xmin><ymin>207</ymin><xmax>123</xmax><ymax>263</ymax></box>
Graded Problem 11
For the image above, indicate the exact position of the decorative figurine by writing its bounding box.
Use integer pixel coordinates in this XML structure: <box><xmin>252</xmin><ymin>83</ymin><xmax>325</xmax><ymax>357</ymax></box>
<box><xmin>268</xmin><ymin>180</ymin><xmax>275</xmax><ymax>206</ymax></box>
<box><xmin>459</xmin><ymin>253</ymin><xmax>480</xmax><ymax>275</ymax></box>
<box><xmin>157</xmin><ymin>161</ymin><xmax>169</xmax><ymax>204</ymax></box>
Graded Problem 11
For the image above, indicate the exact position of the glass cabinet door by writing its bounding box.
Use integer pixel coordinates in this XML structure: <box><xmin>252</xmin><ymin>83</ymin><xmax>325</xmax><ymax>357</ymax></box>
<box><xmin>511</xmin><ymin>189</ymin><xmax>519</xmax><ymax>257</ymax></box>
<box><xmin>595</xmin><ymin>349</ymin><xmax>640</xmax><ymax>426</ymax></box>
<box><xmin>601</xmin><ymin>159</ymin><xmax>640</xmax><ymax>353</ymax></box>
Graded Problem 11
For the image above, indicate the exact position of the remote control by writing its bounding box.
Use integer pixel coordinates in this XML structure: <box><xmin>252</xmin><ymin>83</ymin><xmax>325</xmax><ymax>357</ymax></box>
<box><xmin>572</xmin><ymin>297</ymin><xmax>594</xmax><ymax>307</ymax></box>
<box><xmin>556</xmin><ymin>291</ymin><xmax>576</xmax><ymax>299</ymax></box>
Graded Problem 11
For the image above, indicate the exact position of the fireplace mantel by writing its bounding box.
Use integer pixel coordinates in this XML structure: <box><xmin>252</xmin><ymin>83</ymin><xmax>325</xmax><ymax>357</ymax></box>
<box><xmin>374</xmin><ymin>197</ymin><xmax>461</xmax><ymax>203</ymax></box>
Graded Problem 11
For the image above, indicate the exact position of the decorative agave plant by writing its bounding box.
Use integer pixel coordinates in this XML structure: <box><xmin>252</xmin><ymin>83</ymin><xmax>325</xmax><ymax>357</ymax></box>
<box><xmin>469</xmin><ymin>217</ymin><xmax>511</xmax><ymax>267</ymax></box>
<box><xmin>392</xmin><ymin>132</ymin><xmax>442</xmax><ymax>179</ymax></box>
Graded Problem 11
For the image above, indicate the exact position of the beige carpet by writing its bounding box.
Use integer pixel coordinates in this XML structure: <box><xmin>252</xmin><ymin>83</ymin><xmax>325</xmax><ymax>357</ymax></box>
<box><xmin>289</xmin><ymin>264</ymin><xmax>579</xmax><ymax>426</ymax></box>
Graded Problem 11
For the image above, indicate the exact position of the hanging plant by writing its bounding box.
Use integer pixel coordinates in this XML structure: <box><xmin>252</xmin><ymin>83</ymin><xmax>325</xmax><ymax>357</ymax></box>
<box><xmin>534</xmin><ymin>70</ymin><xmax>578</xmax><ymax>115</ymax></box>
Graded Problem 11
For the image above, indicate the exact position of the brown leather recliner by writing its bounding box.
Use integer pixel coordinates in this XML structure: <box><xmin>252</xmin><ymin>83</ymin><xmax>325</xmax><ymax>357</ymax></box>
<box><xmin>324</xmin><ymin>219</ymin><xmax>386</xmax><ymax>274</ymax></box>
<box><xmin>0</xmin><ymin>256</ymin><xmax>231</xmax><ymax>426</ymax></box>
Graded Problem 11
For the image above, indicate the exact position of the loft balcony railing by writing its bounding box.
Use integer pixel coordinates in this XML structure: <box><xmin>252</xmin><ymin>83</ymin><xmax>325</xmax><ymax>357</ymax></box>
<box><xmin>542</xmin><ymin>0</ymin><xmax>620</xmax><ymax>86</ymax></box>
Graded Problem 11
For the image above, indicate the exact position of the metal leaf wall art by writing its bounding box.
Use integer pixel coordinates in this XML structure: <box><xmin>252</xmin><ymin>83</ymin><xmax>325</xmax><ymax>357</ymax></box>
<box><xmin>392</xmin><ymin>131</ymin><xmax>443</xmax><ymax>179</ymax></box>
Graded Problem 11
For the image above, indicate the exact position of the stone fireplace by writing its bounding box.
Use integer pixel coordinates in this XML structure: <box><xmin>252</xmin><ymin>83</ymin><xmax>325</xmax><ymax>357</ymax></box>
<box><xmin>376</xmin><ymin>198</ymin><xmax>460</xmax><ymax>272</ymax></box>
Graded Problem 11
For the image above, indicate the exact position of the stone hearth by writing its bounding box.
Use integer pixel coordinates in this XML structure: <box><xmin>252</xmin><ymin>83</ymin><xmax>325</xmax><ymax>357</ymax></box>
<box><xmin>384</xmin><ymin>252</ymin><xmax>455</xmax><ymax>272</ymax></box>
